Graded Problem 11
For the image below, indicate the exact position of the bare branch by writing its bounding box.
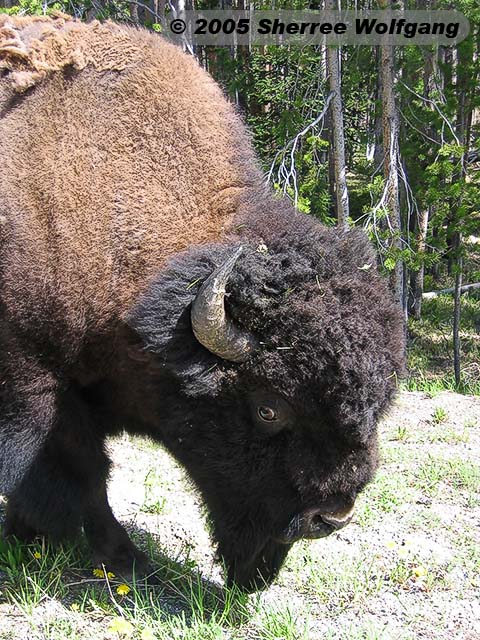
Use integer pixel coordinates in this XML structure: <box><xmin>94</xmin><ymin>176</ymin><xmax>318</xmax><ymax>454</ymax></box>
<box><xmin>399</xmin><ymin>80</ymin><xmax>460</xmax><ymax>145</ymax></box>
<box><xmin>267</xmin><ymin>92</ymin><xmax>334</xmax><ymax>207</ymax></box>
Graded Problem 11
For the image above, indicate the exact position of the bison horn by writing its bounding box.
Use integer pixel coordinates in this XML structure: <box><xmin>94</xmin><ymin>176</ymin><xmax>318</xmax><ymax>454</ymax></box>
<box><xmin>191</xmin><ymin>247</ymin><xmax>257</xmax><ymax>362</ymax></box>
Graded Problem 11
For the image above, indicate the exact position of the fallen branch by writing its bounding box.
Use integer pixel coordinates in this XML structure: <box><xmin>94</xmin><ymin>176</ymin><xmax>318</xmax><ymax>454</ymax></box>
<box><xmin>422</xmin><ymin>282</ymin><xmax>480</xmax><ymax>299</ymax></box>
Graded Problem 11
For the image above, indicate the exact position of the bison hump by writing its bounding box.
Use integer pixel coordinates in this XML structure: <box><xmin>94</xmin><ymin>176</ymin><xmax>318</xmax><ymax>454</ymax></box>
<box><xmin>0</xmin><ymin>13</ymin><xmax>139</xmax><ymax>93</ymax></box>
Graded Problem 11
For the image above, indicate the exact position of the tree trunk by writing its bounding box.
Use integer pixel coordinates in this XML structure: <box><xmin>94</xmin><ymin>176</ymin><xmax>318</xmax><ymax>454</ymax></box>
<box><xmin>449</xmin><ymin>25</ymin><xmax>474</xmax><ymax>388</ymax></box>
<box><xmin>235</xmin><ymin>0</ymin><xmax>249</xmax><ymax>112</ymax></box>
<box><xmin>453</xmin><ymin>232</ymin><xmax>462</xmax><ymax>386</ymax></box>
<box><xmin>412</xmin><ymin>206</ymin><xmax>430</xmax><ymax>319</ymax></box>
<box><xmin>130</xmin><ymin>2</ymin><xmax>139</xmax><ymax>23</ymax></box>
<box><xmin>325</xmin><ymin>0</ymin><xmax>349</xmax><ymax>231</ymax></box>
<box><xmin>410</xmin><ymin>37</ymin><xmax>436</xmax><ymax>320</ymax></box>
<box><xmin>321</xmin><ymin>38</ymin><xmax>336</xmax><ymax>219</ymax></box>
<box><xmin>379</xmin><ymin>0</ymin><xmax>403</xmax><ymax>312</ymax></box>
<box><xmin>373</xmin><ymin>47</ymin><xmax>383</xmax><ymax>172</ymax></box>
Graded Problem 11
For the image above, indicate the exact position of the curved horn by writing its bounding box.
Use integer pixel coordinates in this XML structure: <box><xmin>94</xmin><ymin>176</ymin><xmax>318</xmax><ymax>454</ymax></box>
<box><xmin>191</xmin><ymin>247</ymin><xmax>257</xmax><ymax>362</ymax></box>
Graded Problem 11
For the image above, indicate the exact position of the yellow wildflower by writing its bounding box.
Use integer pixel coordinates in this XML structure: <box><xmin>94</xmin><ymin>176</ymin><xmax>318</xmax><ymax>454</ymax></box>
<box><xmin>33</xmin><ymin>551</ymin><xmax>42</xmax><ymax>560</ymax></box>
<box><xmin>385</xmin><ymin>540</ymin><xmax>396</xmax><ymax>550</ymax></box>
<box><xmin>413</xmin><ymin>565</ymin><xmax>427</xmax><ymax>578</ymax></box>
<box><xmin>107</xmin><ymin>617</ymin><xmax>134</xmax><ymax>637</ymax></box>
<box><xmin>70</xmin><ymin>603</ymin><xmax>80</xmax><ymax>612</ymax></box>
<box><xmin>107</xmin><ymin>571</ymin><xmax>116</xmax><ymax>579</ymax></box>
<box><xmin>116</xmin><ymin>584</ymin><xmax>131</xmax><ymax>596</ymax></box>
<box><xmin>92</xmin><ymin>568</ymin><xmax>104</xmax><ymax>578</ymax></box>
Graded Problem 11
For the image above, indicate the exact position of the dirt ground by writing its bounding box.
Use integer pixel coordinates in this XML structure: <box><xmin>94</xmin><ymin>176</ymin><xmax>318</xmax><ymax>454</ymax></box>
<box><xmin>0</xmin><ymin>390</ymin><xmax>479</xmax><ymax>639</ymax></box>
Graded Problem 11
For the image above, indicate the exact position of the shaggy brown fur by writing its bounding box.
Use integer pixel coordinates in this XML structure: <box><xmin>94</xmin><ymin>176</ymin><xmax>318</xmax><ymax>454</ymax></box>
<box><xmin>0</xmin><ymin>15</ymin><xmax>405</xmax><ymax>591</ymax></box>
<box><xmin>0</xmin><ymin>14</ymin><xmax>263</xmax><ymax>336</ymax></box>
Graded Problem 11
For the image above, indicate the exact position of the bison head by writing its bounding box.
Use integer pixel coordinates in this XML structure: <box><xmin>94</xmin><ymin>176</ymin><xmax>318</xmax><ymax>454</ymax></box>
<box><xmin>128</xmin><ymin>217</ymin><xmax>405</xmax><ymax>591</ymax></box>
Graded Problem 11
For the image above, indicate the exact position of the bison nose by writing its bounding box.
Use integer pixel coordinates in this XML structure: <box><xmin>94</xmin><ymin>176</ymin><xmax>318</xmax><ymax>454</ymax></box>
<box><xmin>317</xmin><ymin>503</ymin><xmax>355</xmax><ymax>530</ymax></box>
<box><xmin>276</xmin><ymin>501</ymin><xmax>356</xmax><ymax>544</ymax></box>
<box><xmin>304</xmin><ymin>502</ymin><xmax>355</xmax><ymax>538</ymax></box>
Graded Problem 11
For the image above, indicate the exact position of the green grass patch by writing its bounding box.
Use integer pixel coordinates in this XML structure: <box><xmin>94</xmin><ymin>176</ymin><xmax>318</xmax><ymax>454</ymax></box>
<box><xmin>421</xmin><ymin>425</ymin><xmax>471</xmax><ymax>445</ymax></box>
<box><xmin>415</xmin><ymin>456</ymin><xmax>480</xmax><ymax>499</ymax></box>
<box><xmin>256</xmin><ymin>604</ymin><xmax>309</xmax><ymax>640</ymax></box>
<box><xmin>406</xmin><ymin>294</ymin><xmax>480</xmax><ymax>396</ymax></box>
<box><xmin>0</xmin><ymin>527</ymin><xmax>254</xmax><ymax>636</ymax></box>
<box><xmin>305</xmin><ymin>550</ymin><xmax>384</xmax><ymax>609</ymax></box>
<box><xmin>140</xmin><ymin>468</ymin><xmax>168</xmax><ymax>515</ymax></box>
<box><xmin>356</xmin><ymin>469</ymin><xmax>417</xmax><ymax>527</ymax></box>
<box><xmin>0</xmin><ymin>536</ymin><xmax>88</xmax><ymax>611</ymax></box>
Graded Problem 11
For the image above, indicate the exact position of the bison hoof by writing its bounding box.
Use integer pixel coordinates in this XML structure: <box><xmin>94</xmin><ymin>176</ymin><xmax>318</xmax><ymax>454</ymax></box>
<box><xmin>4</xmin><ymin>508</ymin><xmax>40</xmax><ymax>543</ymax></box>
<box><xmin>92</xmin><ymin>544</ymin><xmax>150</xmax><ymax>578</ymax></box>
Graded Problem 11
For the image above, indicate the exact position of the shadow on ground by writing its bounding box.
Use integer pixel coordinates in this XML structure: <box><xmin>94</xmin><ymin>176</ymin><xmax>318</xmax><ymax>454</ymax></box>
<box><xmin>0</xmin><ymin>502</ymin><xmax>246</xmax><ymax>626</ymax></box>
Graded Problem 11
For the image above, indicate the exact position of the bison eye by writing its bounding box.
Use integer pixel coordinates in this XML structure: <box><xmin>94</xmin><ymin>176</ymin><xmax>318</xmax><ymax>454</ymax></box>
<box><xmin>257</xmin><ymin>406</ymin><xmax>277</xmax><ymax>422</ymax></box>
<box><xmin>250</xmin><ymin>391</ymin><xmax>294</xmax><ymax>434</ymax></box>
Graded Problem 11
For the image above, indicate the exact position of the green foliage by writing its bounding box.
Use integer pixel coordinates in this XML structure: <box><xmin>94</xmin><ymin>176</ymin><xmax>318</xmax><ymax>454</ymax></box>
<box><xmin>0</xmin><ymin>0</ymin><xmax>55</xmax><ymax>15</ymax></box>
<box><xmin>238</xmin><ymin>45</ymin><xmax>334</xmax><ymax>221</ymax></box>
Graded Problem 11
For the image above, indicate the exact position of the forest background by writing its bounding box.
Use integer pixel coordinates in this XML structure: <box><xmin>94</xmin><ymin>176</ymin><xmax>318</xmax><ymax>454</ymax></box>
<box><xmin>1</xmin><ymin>0</ymin><xmax>479</xmax><ymax>395</ymax></box>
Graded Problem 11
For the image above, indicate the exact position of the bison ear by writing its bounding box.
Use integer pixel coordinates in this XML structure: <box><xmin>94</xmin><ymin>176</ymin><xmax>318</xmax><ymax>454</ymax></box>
<box><xmin>126</xmin><ymin>244</ymin><xmax>239</xmax><ymax>397</ymax></box>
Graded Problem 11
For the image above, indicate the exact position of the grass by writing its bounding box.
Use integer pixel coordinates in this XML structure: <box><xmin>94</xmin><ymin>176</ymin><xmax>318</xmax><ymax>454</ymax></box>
<box><xmin>0</xmin><ymin>533</ymin><xmax>251</xmax><ymax>639</ymax></box>
<box><xmin>406</xmin><ymin>293</ymin><xmax>480</xmax><ymax>396</ymax></box>
<box><xmin>416</xmin><ymin>456</ymin><xmax>480</xmax><ymax>500</ymax></box>
<box><xmin>257</xmin><ymin>605</ymin><xmax>309</xmax><ymax>640</ymax></box>
<box><xmin>431</xmin><ymin>407</ymin><xmax>448</xmax><ymax>424</ymax></box>
<box><xmin>305</xmin><ymin>549</ymin><xmax>384</xmax><ymax>608</ymax></box>
<box><xmin>355</xmin><ymin>469</ymin><xmax>417</xmax><ymax>527</ymax></box>
<box><xmin>140</xmin><ymin>469</ymin><xmax>168</xmax><ymax>516</ymax></box>
<box><xmin>421</xmin><ymin>425</ymin><xmax>470</xmax><ymax>445</ymax></box>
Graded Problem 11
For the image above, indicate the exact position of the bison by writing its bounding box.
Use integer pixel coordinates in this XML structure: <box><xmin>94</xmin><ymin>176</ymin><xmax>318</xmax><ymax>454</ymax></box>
<box><xmin>0</xmin><ymin>14</ymin><xmax>405</xmax><ymax>591</ymax></box>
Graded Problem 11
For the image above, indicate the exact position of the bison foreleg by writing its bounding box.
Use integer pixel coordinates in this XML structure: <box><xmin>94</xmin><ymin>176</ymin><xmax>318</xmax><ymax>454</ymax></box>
<box><xmin>4</xmin><ymin>388</ymin><xmax>109</xmax><ymax>541</ymax></box>
<box><xmin>83</xmin><ymin>486</ymin><xmax>149</xmax><ymax>576</ymax></box>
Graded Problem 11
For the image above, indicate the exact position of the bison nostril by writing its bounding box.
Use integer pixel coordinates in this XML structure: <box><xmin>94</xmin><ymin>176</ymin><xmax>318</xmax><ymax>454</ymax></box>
<box><xmin>309</xmin><ymin>514</ymin><xmax>326</xmax><ymax>529</ymax></box>
<box><xmin>319</xmin><ymin>513</ymin><xmax>350</xmax><ymax>530</ymax></box>
<box><xmin>319</xmin><ymin>505</ymin><xmax>355</xmax><ymax>530</ymax></box>
<box><xmin>278</xmin><ymin>503</ymin><xmax>356</xmax><ymax>543</ymax></box>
